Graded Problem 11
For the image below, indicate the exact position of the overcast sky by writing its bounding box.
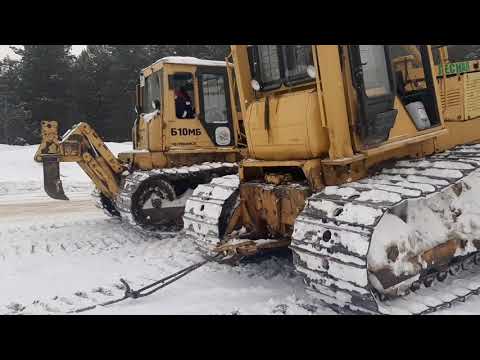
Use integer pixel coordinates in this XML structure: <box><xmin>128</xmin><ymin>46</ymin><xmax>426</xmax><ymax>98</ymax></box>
<box><xmin>0</xmin><ymin>45</ymin><xmax>86</xmax><ymax>60</ymax></box>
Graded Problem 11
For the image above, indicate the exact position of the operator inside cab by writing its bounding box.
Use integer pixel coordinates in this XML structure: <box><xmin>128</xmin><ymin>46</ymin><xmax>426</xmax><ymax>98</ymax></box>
<box><xmin>175</xmin><ymin>85</ymin><xmax>195</xmax><ymax>119</ymax></box>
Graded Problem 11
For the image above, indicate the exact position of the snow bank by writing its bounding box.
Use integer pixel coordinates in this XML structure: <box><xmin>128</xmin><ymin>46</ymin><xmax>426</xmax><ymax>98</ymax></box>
<box><xmin>0</xmin><ymin>142</ymin><xmax>132</xmax><ymax>199</ymax></box>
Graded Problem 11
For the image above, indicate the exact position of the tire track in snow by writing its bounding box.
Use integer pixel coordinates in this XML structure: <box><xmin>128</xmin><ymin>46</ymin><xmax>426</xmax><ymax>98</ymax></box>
<box><xmin>0</xmin><ymin>199</ymin><xmax>329</xmax><ymax>315</ymax></box>
<box><xmin>1</xmin><ymin>251</ymin><xmax>325</xmax><ymax>315</ymax></box>
<box><xmin>0</xmin><ymin>218</ymin><xmax>154</xmax><ymax>261</ymax></box>
<box><xmin>0</xmin><ymin>205</ymin><xmax>201</xmax><ymax>314</ymax></box>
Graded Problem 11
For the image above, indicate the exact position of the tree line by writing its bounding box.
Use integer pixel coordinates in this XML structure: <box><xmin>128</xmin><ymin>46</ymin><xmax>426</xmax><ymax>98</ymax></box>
<box><xmin>0</xmin><ymin>45</ymin><xmax>229</xmax><ymax>144</ymax></box>
<box><xmin>1</xmin><ymin>44</ymin><xmax>480</xmax><ymax>145</ymax></box>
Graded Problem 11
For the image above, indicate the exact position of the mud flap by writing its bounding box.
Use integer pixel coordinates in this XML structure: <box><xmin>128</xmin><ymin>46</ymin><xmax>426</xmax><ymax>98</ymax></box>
<box><xmin>42</xmin><ymin>156</ymin><xmax>69</xmax><ymax>200</ymax></box>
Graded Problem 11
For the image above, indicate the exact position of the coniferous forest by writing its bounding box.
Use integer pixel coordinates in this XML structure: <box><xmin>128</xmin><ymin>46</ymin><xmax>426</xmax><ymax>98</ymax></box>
<box><xmin>1</xmin><ymin>44</ymin><xmax>479</xmax><ymax>145</ymax></box>
<box><xmin>0</xmin><ymin>45</ymin><xmax>229</xmax><ymax>144</ymax></box>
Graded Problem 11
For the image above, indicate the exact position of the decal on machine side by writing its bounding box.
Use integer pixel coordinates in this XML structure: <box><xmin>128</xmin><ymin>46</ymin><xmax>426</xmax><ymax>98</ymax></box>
<box><xmin>171</xmin><ymin>142</ymin><xmax>196</xmax><ymax>146</ymax></box>
<box><xmin>215</xmin><ymin>127</ymin><xmax>231</xmax><ymax>146</ymax></box>
<box><xmin>170</xmin><ymin>128</ymin><xmax>202</xmax><ymax>136</ymax></box>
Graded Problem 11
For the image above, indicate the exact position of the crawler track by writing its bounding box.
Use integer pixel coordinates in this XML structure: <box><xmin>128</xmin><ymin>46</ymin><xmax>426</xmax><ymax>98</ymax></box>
<box><xmin>180</xmin><ymin>144</ymin><xmax>480</xmax><ymax>315</ymax></box>
<box><xmin>182</xmin><ymin>174</ymin><xmax>240</xmax><ymax>253</ymax></box>
<box><xmin>291</xmin><ymin>143</ymin><xmax>480</xmax><ymax>314</ymax></box>
<box><xmin>93</xmin><ymin>162</ymin><xmax>238</xmax><ymax>233</ymax></box>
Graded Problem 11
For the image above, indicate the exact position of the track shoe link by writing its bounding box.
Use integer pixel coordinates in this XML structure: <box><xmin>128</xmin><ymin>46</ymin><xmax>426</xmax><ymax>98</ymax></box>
<box><xmin>113</xmin><ymin>162</ymin><xmax>237</xmax><ymax>231</ymax></box>
<box><xmin>291</xmin><ymin>144</ymin><xmax>480</xmax><ymax>314</ymax></box>
<box><xmin>183</xmin><ymin>175</ymin><xmax>240</xmax><ymax>254</ymax></box>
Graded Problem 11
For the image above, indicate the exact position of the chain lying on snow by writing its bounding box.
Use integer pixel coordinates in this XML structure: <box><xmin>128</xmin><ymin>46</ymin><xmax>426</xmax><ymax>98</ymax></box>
<box><xmin>70</xmin><ymin>253</ymin><xmax>227</xmax><ymax>314</ymax></box>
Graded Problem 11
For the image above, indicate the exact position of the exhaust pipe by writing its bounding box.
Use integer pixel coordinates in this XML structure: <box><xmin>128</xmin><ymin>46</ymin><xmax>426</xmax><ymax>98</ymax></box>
<box><xmin>42</xmin><ymin>156</ymin><xmax>69</xmax><ymax>200</ymax></box>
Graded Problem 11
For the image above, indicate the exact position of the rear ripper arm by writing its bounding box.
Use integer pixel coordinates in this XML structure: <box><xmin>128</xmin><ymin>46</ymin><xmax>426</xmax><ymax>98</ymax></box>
<box><xmin>34</xmin><ymin>121</ymin><xmax>126</xmax><ymax>200</ymax></box>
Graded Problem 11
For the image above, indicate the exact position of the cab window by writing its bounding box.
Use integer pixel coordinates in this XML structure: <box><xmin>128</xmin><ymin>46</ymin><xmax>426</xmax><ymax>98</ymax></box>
<box><xmin>172</xmin><ymin>73</ymin><xmax>195</xmax><ymax>119</ymax></box>
<box><xmin>257</xmin><ymin>45</ymin><xmax>282</xmax><ymax>90</ymax></box>
<box><xmin>200</xmin><ymin>73</ymin><xmax>228</xmax><ymax>124</ymax></box>
<box><xmin>143</xmin><ymin>70</ymin><xmax>163</xmax><ymax>113</ymax></box>
<box><xmin>249</xmin><ymin>45</ymin><xmax>315</xmax><ymax>91</ymax></box>
<box><xmin>390</xmin><ymin>45</ymin><xmax>427</xmax><ymax>93</ymax></box>
<box><xmin>389</xmin><ymin>45</ymin><xmax>441</xmax><ymax>127</ymax></box>
<box><xmin>283</xmin><ymin>45</ymin><xmax>314</xmax><ymax>86</ymax></box>
<box><xmin>359</xmin><ymin>45</ymin><xmax>392</xmax><ymax>98</ymax></box>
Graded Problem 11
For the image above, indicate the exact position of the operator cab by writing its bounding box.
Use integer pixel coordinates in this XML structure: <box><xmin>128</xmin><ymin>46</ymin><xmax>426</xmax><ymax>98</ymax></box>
<box><xmin>246</xmin><ymin>45</ymin><xmax>444</xmax><ymax>151</ymax></box>
<box><xmin>133</xmin><ymin>57</ymin><xmax>239</xmax><ymax>153</ymax></box>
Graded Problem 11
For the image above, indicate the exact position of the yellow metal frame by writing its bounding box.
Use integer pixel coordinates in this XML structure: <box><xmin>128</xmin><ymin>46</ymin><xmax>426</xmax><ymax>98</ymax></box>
<box><xmin>35</xmin><ymin>121</ymin><xmax>125</xmax><ymax>199</ymax></box>
<box><xmin>231</xmin><ymin>45</ymin><xmax>449</xmax><ymax>185</ymax></box>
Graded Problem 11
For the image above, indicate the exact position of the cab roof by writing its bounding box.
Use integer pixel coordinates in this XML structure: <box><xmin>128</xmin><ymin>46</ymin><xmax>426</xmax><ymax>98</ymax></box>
<box><xmin>143</xmin><ymin>56</ymin><xmax>227</xmax><ymax>72</ymax></box>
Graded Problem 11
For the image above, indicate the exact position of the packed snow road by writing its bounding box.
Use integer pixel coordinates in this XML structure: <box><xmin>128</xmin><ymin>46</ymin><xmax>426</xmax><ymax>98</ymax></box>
<box><xmin>0</xmin><ymin>196</ymin><xmax>327</xmax><ymax>315</ymax></box>
<box><xmin>0</xmin><ymin>197</ymin><xmax>93</xmax><ymax>220</ymax></box>
<box><xmin>2</xmin><ymin>143</ymin><xmax>480</xmax><ymax>315</ymax></box>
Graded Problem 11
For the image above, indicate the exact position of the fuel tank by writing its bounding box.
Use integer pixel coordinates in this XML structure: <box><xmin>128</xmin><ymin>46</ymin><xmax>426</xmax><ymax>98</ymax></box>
<box><xmin>244</xmin><ymin>90</ymin><xmax>329</xmax><ymax>161</ymax></box>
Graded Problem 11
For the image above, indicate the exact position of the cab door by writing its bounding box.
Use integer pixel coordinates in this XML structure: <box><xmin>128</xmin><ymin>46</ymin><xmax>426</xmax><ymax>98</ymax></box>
<box><xmin>196</xmin><ymin>66</ymin><xmax>235</xmax><ymax>147</ymax></box>
<box><xmin>349</xmin><ymin>45</ymin><xmax>398</xmax><ymax>146</ymax></box>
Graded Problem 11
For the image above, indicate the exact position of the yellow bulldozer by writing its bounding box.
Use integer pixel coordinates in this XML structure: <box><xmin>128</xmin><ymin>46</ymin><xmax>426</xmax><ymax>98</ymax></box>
<box><xmin>184</xmin><ymin>45</ymin><xmax>480</xmax><ymax>314</ymax></box>
<box><xmin>34</xmin><ymin>56</ymin><xmax>246</xmax><ymax>229</ymax></box>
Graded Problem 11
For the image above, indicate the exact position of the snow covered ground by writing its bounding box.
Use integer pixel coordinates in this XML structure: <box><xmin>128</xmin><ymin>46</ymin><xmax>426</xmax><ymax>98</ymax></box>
<box><xmin>0</xmin><ymin>143</ymin><xmax>330</xmax><ymax>315</ymax></box>
<box><xmin>2</xmin><ymin>142</ymin><xmax>480</xmax><ymax>315</ymax></box>
<box><xmin>0</xmin><ymin>142</ymin><xmax>131</xmax><ymax>202</ymax></box>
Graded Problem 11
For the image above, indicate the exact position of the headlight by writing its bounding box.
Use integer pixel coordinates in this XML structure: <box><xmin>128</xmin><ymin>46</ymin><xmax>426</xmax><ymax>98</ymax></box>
<box><xmin>307</xmin><ymin>65</ymin><xmax>317</xmax><ymax>79</ymax></box>
<box><xmin>251</xmin><ymin>79</ymin><xmax>261</xmax><ymax>91</ymax></box>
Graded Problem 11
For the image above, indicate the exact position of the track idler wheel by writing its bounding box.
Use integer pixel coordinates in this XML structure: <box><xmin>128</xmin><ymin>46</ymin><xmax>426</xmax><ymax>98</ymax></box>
<box><xmin>131</xmin><ymin>178</ymin><xmax>178</xmax><ymax>227</ymax></box>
